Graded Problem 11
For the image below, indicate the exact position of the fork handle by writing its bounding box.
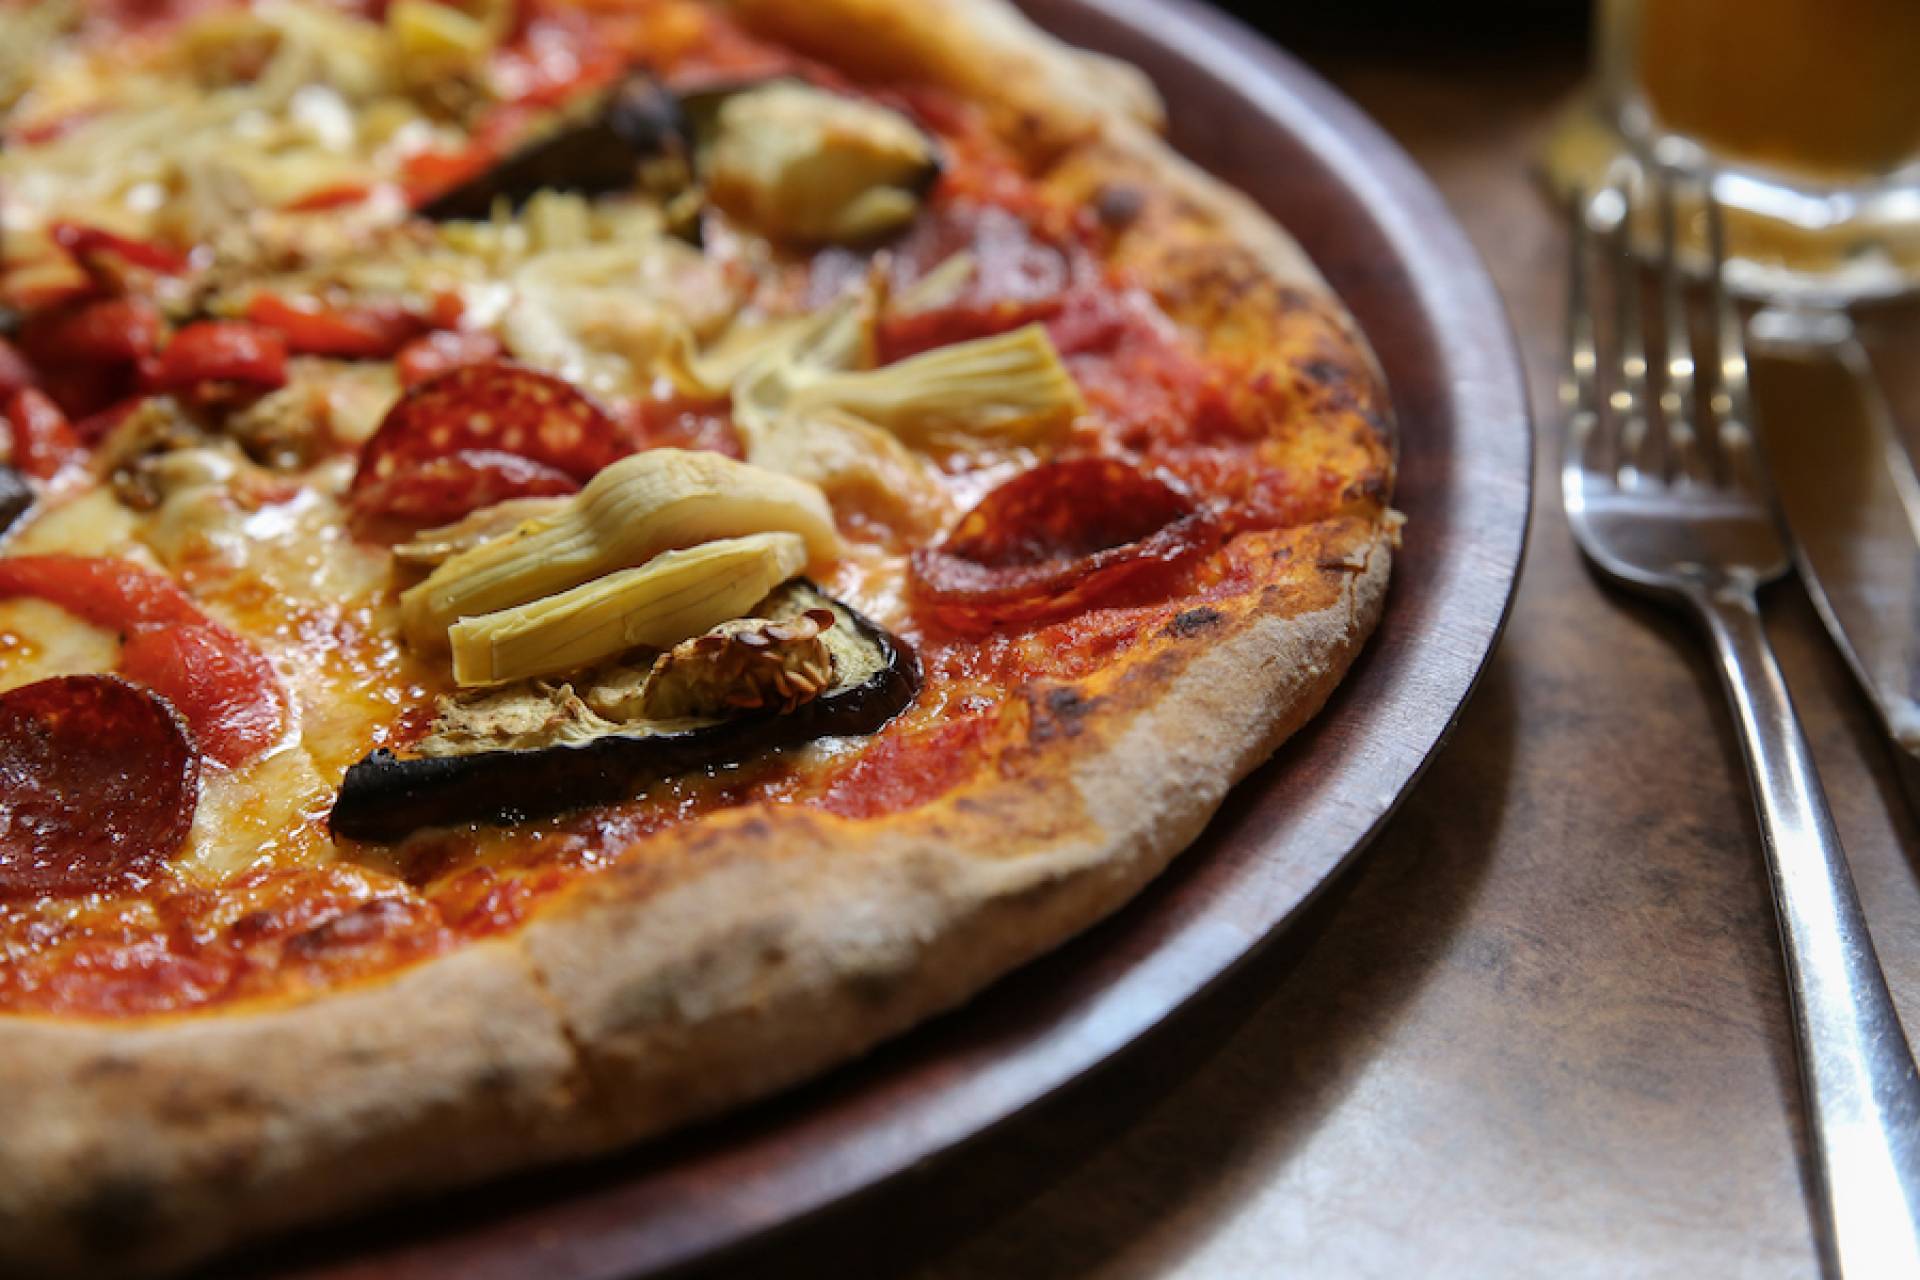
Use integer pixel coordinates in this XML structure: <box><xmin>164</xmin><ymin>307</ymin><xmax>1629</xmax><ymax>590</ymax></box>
<box><xmin>1695</xmin><ymin>581</ymin><xmax>1920</xmax><ymax>1278</ymax></box>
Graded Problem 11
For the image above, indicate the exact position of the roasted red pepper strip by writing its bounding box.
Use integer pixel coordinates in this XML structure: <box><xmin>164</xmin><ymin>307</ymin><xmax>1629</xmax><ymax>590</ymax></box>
<box><xmin>282</xmin><ymin>181</ymin><xmax>375</xmax><ymax>212</ymax></box>
<box><xmin>49</xmin><ymin>221</ymin><xmax>191</xmax><ymax>276</ymax></box>
<box><xmin>0</xmin><ymin>674</ymin><xmax>200</xmax><ymax>900</ymax></box>
<box><xmin>245</xmin><ymin>294</ymin><xmax>431</xmax><ymax>359</ymax></box>
<box><xmin>2</xmin><ymin>388</ymin><xmax>83</xmax><ymax>479</ymax></box>
<box><xmin>119</xmin><ymin>624</ymin><xmax>289</xmax><ymax>768</ymax></box>
<box><xmin>18</xmin><ymin>296</ymin><xmax>163</xmax><ymax>369</ymax></box>
<box><xmin>145</xmin><ymin>321</ymin><xmax>289</xmax><ymax>392</ymax></box>
<box><xmin>0</xmin><ymin>337</ymin><xmax>37</xmax><ymax>399</ymax></box>
<box><xmin>401</xmin><ymin>147</ymin><xmax>493</xmax><ymax>206</ymax></box>
<box><xmin>0</xmin><ymin>555</ymin><xmax>289</xmax><ymax>766</ymax></box>
<box><xmin>395</xmin><ymin>329</ymin><xmax>506</xmax><ymax>388</ymax></box>
<box><xmin>0</xmin><ymin>554</ymin><xmax>202</xmax><ymax>629</ymax></box>
<box><xmin>350</xmin><ymin>362</ymin><xmax>626</xmax><ymax>526</ymax></box>
<box><xmin>909</xmin><ymin>458</ymin><xmax>1219</xmax><ymax>633</ymax></box>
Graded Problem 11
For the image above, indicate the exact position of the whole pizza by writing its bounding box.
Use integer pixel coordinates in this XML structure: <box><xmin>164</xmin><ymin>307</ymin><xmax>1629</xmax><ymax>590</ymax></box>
<box><xmin>0</xmin><ymin>1</ymin><xmax>1396</xmax><ymax>1273</ymax></box>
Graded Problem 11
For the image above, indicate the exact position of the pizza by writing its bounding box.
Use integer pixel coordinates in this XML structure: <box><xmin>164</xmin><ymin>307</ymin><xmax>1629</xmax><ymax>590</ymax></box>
<box><xmin>0</xmin><ymin>1</ymin><xmax>1396</xmax><ymax>1273</ymax></box>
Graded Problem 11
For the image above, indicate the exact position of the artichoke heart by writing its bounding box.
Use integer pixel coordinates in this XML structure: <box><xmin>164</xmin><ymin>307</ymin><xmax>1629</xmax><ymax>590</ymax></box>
<box><xmin>782</xmin><ymin>323</ymin><xmax>1085</xmax><ymax>450</ymax></box>
<box><xmin>387</xmin><ymin>0</ymin><xmax>499</xmax><ymax>65</ymax></box>
<box><xmin>392</xmin><ymin>495</ymin><xmax>572</xmax><ymax>569</ymax></box>
<box><xmin>702</xmin><ymin>82</ymin><xmax>939</xmax><ymax>245</ymax></box>
<box><xmin>748</xmin><ymin>407</ymin><xmax>949</xmax><ymax>535</ymax></box>
<box><xmin>402</xmin><ymin>448</ymin><xmax>839</xmax><ymax>650</ymax></box>
<box><xmin>448</xmin><ymin>531</ymin><xmax>808</xmax><ymax>686</ymax></box>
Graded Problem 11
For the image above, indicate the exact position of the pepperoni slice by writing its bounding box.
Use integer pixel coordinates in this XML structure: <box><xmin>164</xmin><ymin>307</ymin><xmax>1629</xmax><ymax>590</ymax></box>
<box><xmin>349</xmin><ymin>362</ymin><xmax>626</xmax><ymax>525</ymax></box>
<box><xmin>348</xmin><ymin>450</ymin><xmax>582</xmax><ymax>529</ymax></box>
<box><xmin>0</xmin><ymin>674</ymin><xmax>199</xmax><ymax>900</ymax></box>
<box><xmin>0</xmin><ymin>556</ymin><xmax>288</xmax><ymax>766</ymax></box>
<box><xmin>909</xmin><ymin>458</ymin><xmax>1219</xmax><ymax>633</ymax></box>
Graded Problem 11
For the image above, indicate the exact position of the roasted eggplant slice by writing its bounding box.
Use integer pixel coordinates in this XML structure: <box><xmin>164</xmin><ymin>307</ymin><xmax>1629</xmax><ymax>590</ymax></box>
<box><xmin>329</xmin><ymin>581</ymin><xmax>918</xmax><ymax>840</ymax></box>
<box><xmin>0</xmin><ymin>466</ymin><xmax>31</xmax><ymax>538</ymax></box>
<box><xmin>417</xmin><ymin>72</ymin><xmax>691</xmax><ymax>220</ymax></box>
<box><xmin>419</xmin><ymin>74</ymin><xmax>940</xmax><ymax>246</ymax></box>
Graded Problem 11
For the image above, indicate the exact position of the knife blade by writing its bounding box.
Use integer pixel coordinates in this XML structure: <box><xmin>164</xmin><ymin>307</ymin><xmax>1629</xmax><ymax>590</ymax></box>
<box><xmin>1749</xmin><ymin>312</ymin><xmax>1920</xmax><ymax>807</ymax></box>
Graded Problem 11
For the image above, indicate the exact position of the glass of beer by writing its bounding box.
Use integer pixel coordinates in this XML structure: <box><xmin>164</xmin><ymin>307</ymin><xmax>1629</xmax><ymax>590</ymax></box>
<box><xmin>1546</xmin><ymin>0</ymin><xmax>1920</xmax><ymax>301</ymax></box>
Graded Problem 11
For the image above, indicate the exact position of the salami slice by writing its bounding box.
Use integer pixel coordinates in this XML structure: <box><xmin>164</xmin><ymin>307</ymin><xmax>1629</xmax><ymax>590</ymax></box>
<box><xmin>0</xmin><ymin>556</ymin><xmax>289</xmax><ymax>765</ymax></box>
<box><xmin>909</xmin><ymin>457</ymin><xmax>1219</xmax><ymax>633</ymax></box>
<box><xmin>0</xmin><ymin>674</ymin><xmax>199</xmax><ymax>900</ymax></box>
<box><xmin>349</xmin><ymin>362</ymin><xmax>627</xmax><ymax>525</ymax></box>
<box><xmin>348</xmin><ymin>450</ymin><xmax>582</xmax><ymax>529</ymax></box>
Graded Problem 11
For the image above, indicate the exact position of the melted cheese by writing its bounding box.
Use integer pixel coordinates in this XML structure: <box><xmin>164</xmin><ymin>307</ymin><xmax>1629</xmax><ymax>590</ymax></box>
<box><xmin>131</xmin><ymin>450</ymin><xmax>423</xmax><ymax>787</ymax></box>
<box><xmin>177</xmin><ymin>744</ymin><xmax>334</xmax><ymax>883</ymax></box>
<box><xmin>9</xmin><ymin>486</ymin><xmax>149</xmax><ymax>560</ymax></box>
<box><xmin>0</xmin><ymin>599</ymin><xmax>118</xmax><ymax>692</ymax></box>
<box><xmin>1</xmin><ymin>0</ymin><xmax>464</xmax><ymax>241</ymax></box>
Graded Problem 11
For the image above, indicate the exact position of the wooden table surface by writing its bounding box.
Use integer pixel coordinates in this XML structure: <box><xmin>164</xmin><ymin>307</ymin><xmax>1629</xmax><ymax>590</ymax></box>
<box><xmin>684</xmin><ymin>27</ymin><xmax>1920</xmax><ymax>1280</ymax></box>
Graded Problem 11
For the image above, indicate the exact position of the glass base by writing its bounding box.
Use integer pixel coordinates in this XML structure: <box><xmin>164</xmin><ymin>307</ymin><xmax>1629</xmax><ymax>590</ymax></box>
<box><xmin>1540</xmin><ymin>91</ymin><xmax>1920</xmax><ymax>306</ymax></box>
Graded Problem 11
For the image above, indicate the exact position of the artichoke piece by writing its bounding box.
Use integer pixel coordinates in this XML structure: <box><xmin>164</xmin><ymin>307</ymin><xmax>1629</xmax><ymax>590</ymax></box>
<box><xmin>779</xmin><ymin>323</ymin><xmax>1085</xmax><ymax>451</ymax></box>
<box><xmin>387</xmin><ymin>0</ymin><xmax>497</xmax><ymax>63</ymax></box>
<box><xmin>402</xmin><ymin>448</ymin><xmax>839</xmax><ymax>650</ymax></box>
<box><xmin>329</xmin><ymin>581</ymin><xmax>920</xmax><ymax>840</ymax></box>
<box><xmin>448</xmin><ymin>531</ymin><xmax>809</xmax><ymax>686</ymax></box>
<box><xmin>700</xmin><ymin>81</ymin><xmax>940</xmax><ymax>245</ymax></box>
<box><xmin>392</xmin><ymin>496</ymin><xmax>572</xmax><ymax>569</ymax></box>
<box><xmin>748</xmin><ymin>407</ymin><xmax>949</xmax><ymax>535</ymax></box>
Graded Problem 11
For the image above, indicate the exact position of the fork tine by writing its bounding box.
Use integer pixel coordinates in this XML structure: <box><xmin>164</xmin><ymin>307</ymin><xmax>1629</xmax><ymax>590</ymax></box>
<box><xmin>1563</xmin><ymin>187</ymin><xmax>1607</xmax><ymax>478</ymax></box>
<box><xmin>1655</xmin><ymin>166</ymin><xmax>1705</xmax><ymax>486</ymax></box>
<box><xmin>1607</xmin><ymin>179</ymin><xmax>1658</xmax><ymax>489</ymax></box>
<box><xmin>1704</xmin><ymin>185</ymin><xmax>1760</xmax><ymax>492</ymax></box>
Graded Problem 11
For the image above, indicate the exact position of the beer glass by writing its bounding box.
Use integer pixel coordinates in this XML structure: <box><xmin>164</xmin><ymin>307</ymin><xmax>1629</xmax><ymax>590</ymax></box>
<box><xmin>1545</xmin><ymin>0</ymin><xmax>1920</xmax><ymax>301</ymax></box>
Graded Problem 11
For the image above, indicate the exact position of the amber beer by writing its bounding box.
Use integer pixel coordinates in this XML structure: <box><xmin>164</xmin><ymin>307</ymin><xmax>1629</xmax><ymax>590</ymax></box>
<box><xmin>1610</xmin><ymin>0</ymin><xmax>1920</xmax><ymax>182</ymax></box>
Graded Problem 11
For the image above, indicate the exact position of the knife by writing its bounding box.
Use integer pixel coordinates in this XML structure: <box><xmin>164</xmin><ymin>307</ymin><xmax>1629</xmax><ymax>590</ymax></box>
<box><xmin>1748</xmin><ymin>310</ymin><xmax>1920</xmax><ymax>809</ymax></box>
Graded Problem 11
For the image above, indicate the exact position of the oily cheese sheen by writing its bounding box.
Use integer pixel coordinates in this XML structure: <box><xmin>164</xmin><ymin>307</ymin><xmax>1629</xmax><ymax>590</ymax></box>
<box><xmin>0</xmin><ymin>1</ymin><xmax>1395</xmax><ymax>1275</ymax></box>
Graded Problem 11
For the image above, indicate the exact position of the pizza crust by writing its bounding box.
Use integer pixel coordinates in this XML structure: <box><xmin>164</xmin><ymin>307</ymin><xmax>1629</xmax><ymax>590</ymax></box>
<box><xmin>0</xmin><ymin>2</ymin><xmax>1397</xmax><ymax>1274</ymax></box>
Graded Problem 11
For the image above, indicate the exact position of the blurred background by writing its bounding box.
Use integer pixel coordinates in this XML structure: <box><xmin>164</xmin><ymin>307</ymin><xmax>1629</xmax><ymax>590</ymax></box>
<box><xmin>1217</xmin><ymin>0</ymin><xmax>1589</xmax><ymax>47</ymax></box>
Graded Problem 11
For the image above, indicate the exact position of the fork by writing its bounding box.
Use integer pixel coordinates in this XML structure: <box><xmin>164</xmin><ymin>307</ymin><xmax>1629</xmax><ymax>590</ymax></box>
<box><xmin>1564</xmin><ymin>168</ymin><xmax>1920</xmax><ymax>1278</ymax></box>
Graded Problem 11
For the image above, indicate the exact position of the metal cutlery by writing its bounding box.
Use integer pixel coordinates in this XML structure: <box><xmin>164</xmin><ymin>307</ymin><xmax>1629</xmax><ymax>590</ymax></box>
<box><xmin>1562</xmin><ymin>168</ymin><xmax>1920</xmax><ymax>1279</ymax></box>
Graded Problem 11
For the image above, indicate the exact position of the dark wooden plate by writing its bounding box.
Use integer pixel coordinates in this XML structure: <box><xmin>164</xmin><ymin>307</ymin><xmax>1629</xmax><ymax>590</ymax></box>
<box><xmin>242</xmin><ymin>2</ymin><xmax>1531</xmax><ymax>1276</ymax></box>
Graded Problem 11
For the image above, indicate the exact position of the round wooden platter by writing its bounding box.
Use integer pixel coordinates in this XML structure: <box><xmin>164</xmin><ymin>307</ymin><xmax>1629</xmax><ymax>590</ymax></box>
<box><xmin>239</xmin><ymin>3</ymin><xmax>1533</xmax><ymax>1276</ymax></box>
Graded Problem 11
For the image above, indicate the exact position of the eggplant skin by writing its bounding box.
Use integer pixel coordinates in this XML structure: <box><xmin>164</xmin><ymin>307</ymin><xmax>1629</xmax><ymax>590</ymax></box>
<box><xmin>329</xmin><ymin>588</ymin><xmax>919</xmax><ymax>842</ymax></box>
<box><xmin>416</xmin><ymin>73</ymin><xmax>689</xmax><ymax>221</ymax></box>
<box><xmin>0</xmin><ymin>467</ymin><xmax>32</xmax><ymax>539</ymax></box>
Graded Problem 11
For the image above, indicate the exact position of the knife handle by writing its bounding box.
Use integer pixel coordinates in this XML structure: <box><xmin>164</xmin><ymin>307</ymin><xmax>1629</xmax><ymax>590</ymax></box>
<box><xmin>1695</xmin><ymin>582</ymin><xmax>1920</xmax><ymax>1279</ymax></box>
